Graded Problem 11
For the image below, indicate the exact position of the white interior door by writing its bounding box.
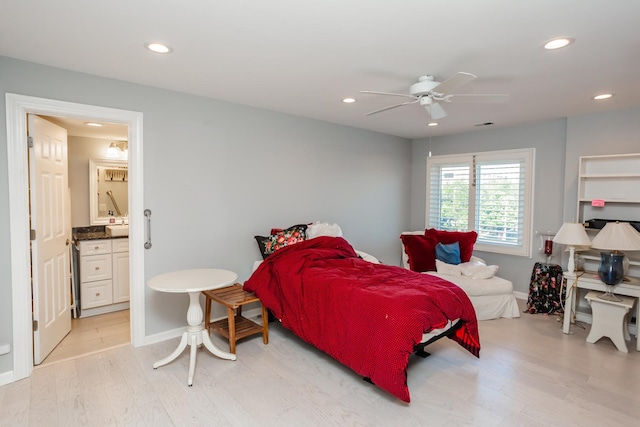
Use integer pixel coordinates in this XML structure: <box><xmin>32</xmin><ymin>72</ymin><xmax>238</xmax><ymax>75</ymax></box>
<box><xmin>29</xmin><ymin>114</ymin><xmax>72</xmax><ymax>365</ymax></box>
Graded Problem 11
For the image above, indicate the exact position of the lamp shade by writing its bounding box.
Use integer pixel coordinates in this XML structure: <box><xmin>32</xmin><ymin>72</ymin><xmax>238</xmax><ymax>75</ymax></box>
<box><xmin>553</xmin><ymin>223</ymin><xmax>592</xmax><ymax>247</ymax></box>
<box><xmin>553</xmin><ymin>222</ymin><xmax>591</xmax><ymax>273</ymax></box>
<box><xmin>591</xmin><ymin>222</ymin><xmax>640</xmax><ymax>251</ymax></box>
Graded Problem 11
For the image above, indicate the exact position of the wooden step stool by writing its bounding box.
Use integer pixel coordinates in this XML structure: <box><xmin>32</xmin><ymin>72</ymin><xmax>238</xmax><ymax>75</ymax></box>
<box><xmin>203</xmin><ymin>283</ymin><xmax>269</xmax><ymax>354</ymax></box>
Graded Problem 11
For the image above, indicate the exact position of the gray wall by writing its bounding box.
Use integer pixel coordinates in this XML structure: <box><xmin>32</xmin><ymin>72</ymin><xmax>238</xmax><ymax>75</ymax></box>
<box><xmin>563</xmin><ymin>107</ymin><xmax>640</xmax><ymax>222</ymax></box>
<box><xmin>68</xmin><ymin>136</ymin><xmax>118</xmax><ymax>227</ymax></box>
<box><xmin>563</xmin><ymin>107</ymin><xmax>640</xmax><ymax>306</ymax></box>
<box><xmin>411</xmin><ymin>108</ymin><xmax>640</xmax><ymax>295</ymax></box>
<box><xmin>0</xmin><ymin>56</ymin><xmax>411</xmax><ymax>373</ymax></box>
<box><xmin>411</xmin><ymin>120</ymin><xmax>568</xmax><ymax>294</ymax></box>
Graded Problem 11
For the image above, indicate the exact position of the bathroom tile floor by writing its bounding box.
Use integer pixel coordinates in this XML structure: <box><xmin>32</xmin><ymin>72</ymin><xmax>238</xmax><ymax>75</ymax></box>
<box><xmin>40</xmin><ymin>309</ymin><xmax>130</xmax><ymax>366</ymax></box>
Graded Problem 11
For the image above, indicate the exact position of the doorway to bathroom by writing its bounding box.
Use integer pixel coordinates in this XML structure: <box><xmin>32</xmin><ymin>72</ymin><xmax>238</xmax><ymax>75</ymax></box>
<box><xmin>34</xmin><ymin>114</ymin><xmax>131</xmax><ymax>366</ymax></box>
<box><xmin>6</xmin><ymin>93</ymin><xmax>145</xmax><ymax>382</ymax></box>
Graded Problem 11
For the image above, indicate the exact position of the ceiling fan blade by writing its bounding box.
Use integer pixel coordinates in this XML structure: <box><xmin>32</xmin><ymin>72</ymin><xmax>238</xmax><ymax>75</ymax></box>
<box><xmin>432</xmin><ymin>72</ymin><xmax>477</xmax><ymax>95</ymax></box>
<box><xmin>360</xmin><ymin>90</ymin><xmax>416</xmax><ymax>99</ymax></box>
<box><xmin>365</xmin><ymin>99</ymin><xmax>419</xmax><ymax>116</ymax></box>
<box><xmin>445</xmin><ymin>94</ymin><xmax>510</xmax><ymax>103</ymax></box>
<box><xmin>428</xmin><ymin>102</ymin><xmax>447</xmax><ymax>120</ymax></box>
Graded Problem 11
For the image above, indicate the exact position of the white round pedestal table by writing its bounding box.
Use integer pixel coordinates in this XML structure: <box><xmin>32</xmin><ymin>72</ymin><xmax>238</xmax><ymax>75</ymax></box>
<box><xmin>147</xmin><ymin>268</ymin><xmax>238</xmax><ymax>386</ymax></box>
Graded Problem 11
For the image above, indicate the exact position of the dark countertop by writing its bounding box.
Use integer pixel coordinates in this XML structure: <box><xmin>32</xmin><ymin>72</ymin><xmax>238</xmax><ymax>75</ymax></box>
<box><xmin>72</xmin><ymin>225</ymin><xmax>128</xmax><ymax>242</ymax></box>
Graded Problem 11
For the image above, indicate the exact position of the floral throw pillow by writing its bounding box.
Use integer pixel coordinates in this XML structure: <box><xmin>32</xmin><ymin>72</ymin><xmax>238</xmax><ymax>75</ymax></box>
<box><xmin>255</xmin><ymin>224</ymin><xmax>308</xmax><ymax>259</ymax></box>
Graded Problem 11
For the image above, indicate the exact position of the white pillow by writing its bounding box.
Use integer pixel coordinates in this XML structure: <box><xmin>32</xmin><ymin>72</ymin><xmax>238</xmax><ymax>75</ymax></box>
<box><xmin>469</xmin><ymin>255</ymin><xmax>486</xmax><ymax>264</ymax></box>
<box><xmin>355</xmin><ymin>250</ymin><xmax>380</xmax><ymax>264</ymax></box>
<box><xmin>435</xmin><ymin>259</ymin><xmax>462</xmax><ymax>277</ymax></box>
<box><xmin>459</xmin><ymin>261</ymin><xmax>499</xmax><ymax>279</ymax></box>
<box><xmin>307</xmin><ymin>221</ymin><xmax>343</xmax><ymax>239</ymax></box>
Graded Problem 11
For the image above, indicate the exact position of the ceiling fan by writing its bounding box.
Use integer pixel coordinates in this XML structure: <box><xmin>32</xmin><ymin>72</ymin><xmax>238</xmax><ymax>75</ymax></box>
<box><xmin>360</xmin><ymin>72</ymin><xmax>509</xmax><ymax>120</ymax></box>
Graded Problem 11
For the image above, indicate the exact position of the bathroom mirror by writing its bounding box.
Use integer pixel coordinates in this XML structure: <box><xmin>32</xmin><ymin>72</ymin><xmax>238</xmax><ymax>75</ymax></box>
<box><xmin>89</xmin><ymin>159</ymin><xmax>129</xmax><ymax>225</ymax></box>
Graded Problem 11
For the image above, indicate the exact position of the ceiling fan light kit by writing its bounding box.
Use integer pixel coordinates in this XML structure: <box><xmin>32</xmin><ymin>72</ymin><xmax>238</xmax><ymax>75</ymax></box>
<box><xmin>410</xmin><ymin>75</ymin><xmax>440</xmax><ymax>97</ymax></box>
<box><xmin>361</xmin><ymin>71</ymin><xmax>509</xmax><ymax>120</ymax></box>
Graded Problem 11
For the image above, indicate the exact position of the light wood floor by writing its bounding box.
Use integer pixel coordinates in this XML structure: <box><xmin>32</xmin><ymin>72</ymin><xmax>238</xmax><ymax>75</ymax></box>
<box><xmin>40</xmin><ymin>310</ymin><xmax>130</xmax><ymax>366</ymax></box>
<box><xmin>2</xmin><ymin>299</ymin><xmax>640</xmax><ymax>426</ymax></box>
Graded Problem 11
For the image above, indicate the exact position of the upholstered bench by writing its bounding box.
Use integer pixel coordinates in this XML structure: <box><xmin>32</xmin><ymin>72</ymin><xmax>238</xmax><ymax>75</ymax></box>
<box><xmin>401</xmin><ymin>230</ymin><xmax>520</xmax><ymax>321</ymax></box>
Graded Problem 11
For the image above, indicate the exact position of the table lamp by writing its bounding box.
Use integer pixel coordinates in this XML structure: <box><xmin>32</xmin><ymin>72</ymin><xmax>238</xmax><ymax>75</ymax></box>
<box><xmin>553</xmin><ymin>222</ymin><xmax>591</xmax><ymax>273</ymax></box>
<box><xmin>590</xmin><ymin>221</ymin><xmax>640</xmax><ymax>301</ymax></box>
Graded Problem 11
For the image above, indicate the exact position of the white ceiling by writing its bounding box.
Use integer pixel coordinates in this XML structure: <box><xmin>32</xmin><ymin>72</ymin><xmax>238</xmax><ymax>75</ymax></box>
<box><xmin>2</xmin><ymin>1</ymin><xmax>639</xmax><ymax>139</ymax></box>
<box><xmin>41</xmin><ymin>116</ymin><xmax>129</xmax><ymax>140</ymax></box>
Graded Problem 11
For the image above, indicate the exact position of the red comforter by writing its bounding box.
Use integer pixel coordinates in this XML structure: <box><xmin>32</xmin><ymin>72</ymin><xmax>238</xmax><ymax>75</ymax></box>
<box><xmin>244</xmin><ymin>236</ymin><xmax>480</xmax><ymax>402</ymax></box>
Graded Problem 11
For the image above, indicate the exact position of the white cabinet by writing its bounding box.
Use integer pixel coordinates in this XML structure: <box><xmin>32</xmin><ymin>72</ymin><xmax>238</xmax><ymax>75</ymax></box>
<box><xmin>112</xmin><ymin>239</ymin><xmax>130</xmax><ymax>304</ymax></box>
<box><xmin>576</xmin><ymin>153</ymin><xmax>640</xmax><ymax>273</ymax></box>
<box><xmin>78</xmin><ymin>238</ymin><xmax>129</xmax><ymax>317</ymax></box>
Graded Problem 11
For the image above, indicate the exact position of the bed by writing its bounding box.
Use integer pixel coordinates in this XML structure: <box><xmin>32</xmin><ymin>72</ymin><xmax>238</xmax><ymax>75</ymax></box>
<box><xmin>244</xmin><ymin>235</ymin><xmax>480</xmax><ymax>403</ymax></box>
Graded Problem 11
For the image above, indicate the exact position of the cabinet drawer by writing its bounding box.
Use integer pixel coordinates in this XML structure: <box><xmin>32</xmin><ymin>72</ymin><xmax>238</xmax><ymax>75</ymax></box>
<box><xmin>80</xmin><ymin>254</ymin><xmax>112</xmax><ymax>282</ymax></box>
<box><xmin>112</xmin><ymin>238</ymin><xmax>129</xmax><ymax>253</ymax></box>
<box><xmin>79</xmin><ymin>239</ymin><xmax>112</xmax><ymax>256</ymax></box>
<box><xmin>81</xmin><ymin>279</ymin><xmax>113</xmax><ymax>309</ymax></box>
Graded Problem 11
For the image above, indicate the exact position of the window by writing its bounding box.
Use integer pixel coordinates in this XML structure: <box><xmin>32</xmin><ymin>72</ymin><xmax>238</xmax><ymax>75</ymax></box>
<box><xmin>426</xmin><ymin>148</ymin><xmax>535</xmax><ymax>256</ymax></box>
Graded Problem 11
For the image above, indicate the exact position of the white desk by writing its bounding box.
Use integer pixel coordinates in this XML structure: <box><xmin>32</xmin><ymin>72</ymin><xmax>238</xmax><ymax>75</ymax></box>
<box><xmin>563</xmin><ymin>271</ymin><xmax>640</xmax><ymax>351</ymax></box>
<box><xmin>147</xmin><ymin>268</ymin><xmax>238</xmax><ymax>385</ymax></box>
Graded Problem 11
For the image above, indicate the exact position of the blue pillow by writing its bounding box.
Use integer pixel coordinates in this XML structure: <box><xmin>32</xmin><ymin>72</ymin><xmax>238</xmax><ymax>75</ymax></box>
<box><xmin>435</xmin><ymin>242</ymin><xmax>461</xmax><ymax>265</ymax></box>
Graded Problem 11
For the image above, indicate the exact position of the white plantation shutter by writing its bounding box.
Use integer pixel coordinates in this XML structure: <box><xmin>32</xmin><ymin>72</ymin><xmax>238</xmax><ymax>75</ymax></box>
<box><xmin>427</xmin><ymin>162</ymin><xmax>470</xmax><ymax>231</ymax></box>
<box><xmin>475</xmin><ymin>159</ymin><xmax>525</xmax><ymax>246</ymax></box>
<box><xmin>426</xmin><ymin>149</ymin><xmax>534</xmax><ymax>256</ymax></box>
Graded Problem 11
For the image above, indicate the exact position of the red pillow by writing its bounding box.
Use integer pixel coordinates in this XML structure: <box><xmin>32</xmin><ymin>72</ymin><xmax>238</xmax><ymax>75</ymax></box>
<box><xmin>400</xmin><ymin>233</ymin><xmax>439</xmax><ymax>272</ymax></box>
<box><xmin>425</xmin><ymin>228</ymin><xmax>478</xmax><ymax>262</ymax></box>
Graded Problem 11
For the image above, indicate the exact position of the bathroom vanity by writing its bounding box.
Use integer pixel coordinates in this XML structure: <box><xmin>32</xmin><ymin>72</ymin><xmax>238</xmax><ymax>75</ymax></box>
<box><xmin>73</xmin><ymin>226</ymin><xmax>129</xmax><ymax>317</ymax></box>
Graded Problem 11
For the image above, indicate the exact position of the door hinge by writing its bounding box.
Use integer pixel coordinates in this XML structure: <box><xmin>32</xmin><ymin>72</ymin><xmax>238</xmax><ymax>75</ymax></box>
<box><xmin>27</xmin><ymin>136</ymin><xmax>33</xmax><ymax>148</ymax></box>
<box><xmin>30</xmin><ymin>229</ymin><xmax>36</xmax><ymax>241</ymax></box>
<box><xmin>33</xmin><ymin>320</ymin><xmax>38</xmax><ymax>332</ymax></box>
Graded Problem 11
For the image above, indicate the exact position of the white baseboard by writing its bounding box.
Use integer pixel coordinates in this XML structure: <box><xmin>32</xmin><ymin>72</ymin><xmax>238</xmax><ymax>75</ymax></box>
<box><xmin>0</xmin><ymin>369</ymin><xmax>15</xmax><ymax>387</ymax></box>
<box><xmin>514</xmin><ymin>291</ymin><xmax>528</xmax><ymax>300</ymax></box>
<box><xmin>515</xmin><ymin>291</ymin><xmax>638</xmax><ymax>336</ymax></box>
<box><xmin>236</xmin><ymin>307</ymin><xmax>263</xmax><ymax>321</ymax></box>
<box><xmin>79</xmin><ymin>302</ymin><xmax>130</xmax><ymax>318</ymax></box>
<box><xmin>575</xmin><ymin>312</ymin><xmax>638</xmax><ymax>336</ymax></box>
<box><xmin>142</xmin><ymin>307</ymin><xmax>265</xmax><ymax>347</ymax></box>
<box><xmin>143</xmin><ymin>326</ymin><xmax>186</xmax><ymax>346</ymax></box>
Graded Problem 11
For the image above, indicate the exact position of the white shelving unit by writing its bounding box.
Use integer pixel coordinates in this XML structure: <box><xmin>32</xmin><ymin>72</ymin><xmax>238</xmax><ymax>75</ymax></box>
<box><xmin>576</xmin><ymin>153</ymin><xmax>640</xmax><ymax>275</ymax></box>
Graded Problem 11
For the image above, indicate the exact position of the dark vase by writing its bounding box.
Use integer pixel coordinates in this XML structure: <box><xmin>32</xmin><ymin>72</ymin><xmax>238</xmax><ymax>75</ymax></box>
<box><xmin>597</xmin><ymin>251</ymin><xmax>625</xmax><ymax>285</ymax></box>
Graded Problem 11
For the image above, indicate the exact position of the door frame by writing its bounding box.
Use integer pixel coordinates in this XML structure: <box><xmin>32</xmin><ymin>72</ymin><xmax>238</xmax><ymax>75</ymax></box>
<box><xmin>5</xmin><ymin>93</ymin><xmax>145</xmax><ymax>382</ymax></box>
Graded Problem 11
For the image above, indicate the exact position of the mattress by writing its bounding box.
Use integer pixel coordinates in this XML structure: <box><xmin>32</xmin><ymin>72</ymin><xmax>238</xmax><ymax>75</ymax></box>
<box><xmin>426</xmin><ymin>272</ymin><xmax>514</xmax><ymax>297</ymax></box>
<box><xmin>427</xmin><ymin>272</ymin><xmax>520</xmax><ymax>320</ymax></box>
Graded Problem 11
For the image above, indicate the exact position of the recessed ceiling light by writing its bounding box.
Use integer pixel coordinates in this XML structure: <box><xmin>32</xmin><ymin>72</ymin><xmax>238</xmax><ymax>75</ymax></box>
<box><xmin>342</xmin><ymin>98</ymin><xmax>356</xmax><ymax>103</ymax></box>
<box><xmin>427</xmin><ymin>122</ymin><xmax>438</xmax><ymax>127</ymax></box>
<box><xmin>84</xmin><ymin>122</ymin><xmax>103</xmax><ymax>127</ymax></box>
<box><xmin>593</xmin><ymin>93</ymin><xmax>614</xmax><ymax>100</ymax></box>
<box><xmin>544</xmin><ymin>37</ymin><xmax>574</xmax><ymax>50</ymax></box>
<box><xmin>145</xmin><ymin>42</ymin><xmax>173</xmax><ymax>54</ymax></box>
